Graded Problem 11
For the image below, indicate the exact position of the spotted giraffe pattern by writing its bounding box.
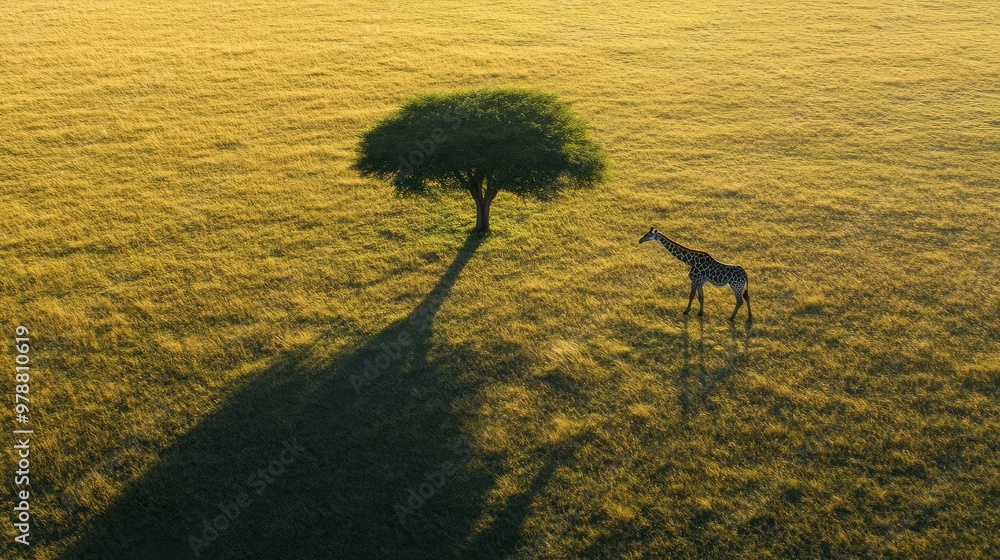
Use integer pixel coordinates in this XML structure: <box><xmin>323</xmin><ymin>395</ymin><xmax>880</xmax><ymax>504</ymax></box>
<box><xmin>639</xmin><ymin>227</ymin><xmax>752</xmax><ymax>322</ymax></box>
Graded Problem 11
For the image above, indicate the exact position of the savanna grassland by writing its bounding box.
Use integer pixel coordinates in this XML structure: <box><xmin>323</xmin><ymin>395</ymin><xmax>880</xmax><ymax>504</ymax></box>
<box><xmin>1</xmin><ymin>0</ymin><xmax>998</xmax><ymax>558</ymax></box>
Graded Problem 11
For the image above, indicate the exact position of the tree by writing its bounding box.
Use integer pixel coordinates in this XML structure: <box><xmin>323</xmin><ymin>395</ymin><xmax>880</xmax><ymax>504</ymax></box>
<box><xmin>352</xmin><ymin>88</ymin><xmax>607</xmax><ymax>233</ymax></box>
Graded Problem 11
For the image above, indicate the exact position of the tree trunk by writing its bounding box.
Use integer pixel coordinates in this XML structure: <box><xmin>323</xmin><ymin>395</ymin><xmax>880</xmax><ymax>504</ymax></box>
<box><xmin>474</xmin><ymin>196</ymin><xmax>491</xmax><ymax>233</ymax></box>
<box><xmin>468</xmin><ymin>173</ymin><xmax>495</xmax><ymax>233</ymax></box>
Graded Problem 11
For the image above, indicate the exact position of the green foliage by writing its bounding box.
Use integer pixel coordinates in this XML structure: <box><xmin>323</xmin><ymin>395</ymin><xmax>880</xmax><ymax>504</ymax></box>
<box><xmin>2</xmin><ymin>1</ymin><xmax>997</xmax><ymax>558</ymax></box>
<box><xmin>352</xmin><ymin>88</ymin><xmax>607</xmax><ymax>199</ymax></box>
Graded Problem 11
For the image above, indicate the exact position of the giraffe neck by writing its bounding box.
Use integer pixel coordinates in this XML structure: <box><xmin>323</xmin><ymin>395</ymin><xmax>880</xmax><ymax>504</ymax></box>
<box><xmin>655</xmin><ymin>233</ymin><xmax>698</xmax><ymax>265</ymax></box>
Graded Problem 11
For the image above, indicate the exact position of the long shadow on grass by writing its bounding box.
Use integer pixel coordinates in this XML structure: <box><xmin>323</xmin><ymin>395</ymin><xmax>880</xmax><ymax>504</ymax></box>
<box><xmin>60</xmin><ymin>233</ymin><xmax>543</xmax><ymax>560</ymax></box>
<box><xmin>678</xmin><ymin>317</ymin><xmax>751</xmax><ymax>418</ymax></box>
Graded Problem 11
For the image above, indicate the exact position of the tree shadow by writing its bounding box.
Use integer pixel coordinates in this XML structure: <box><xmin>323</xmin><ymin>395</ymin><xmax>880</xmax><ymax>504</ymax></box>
<box><xmin>58</xmin><ymin>232</ymin><xmax>550</xmax><ymax>559</ymax></box>
<box><xmin>462</xmin><ymin>440</ymin><xmax>580</xmax><ymax>559</ymax></box>
<box><xmin>678</xmin><ymin>317</ymin><xmax>751</xmax><ymax>419</ymax></box>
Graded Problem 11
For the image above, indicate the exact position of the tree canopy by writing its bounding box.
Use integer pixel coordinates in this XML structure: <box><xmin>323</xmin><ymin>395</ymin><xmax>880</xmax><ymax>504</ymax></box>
<box><xmin>352</xmin><ymin>88</ymin><xmax>607</xmax><ymax>232</ymax></box>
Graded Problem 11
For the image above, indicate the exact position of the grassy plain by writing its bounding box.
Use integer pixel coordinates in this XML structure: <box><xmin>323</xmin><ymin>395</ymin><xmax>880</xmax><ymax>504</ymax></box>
<box><xmin>0</xmin><ymin>0</ymin><xmax>997</xmax><ymax>558</ymax></box>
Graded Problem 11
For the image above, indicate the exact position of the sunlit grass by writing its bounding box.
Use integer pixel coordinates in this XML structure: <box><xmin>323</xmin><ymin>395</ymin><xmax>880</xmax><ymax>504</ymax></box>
<box><xmin>0</xmin><ymin>0</ymin><xmax>997</xmax><ymax>558</ymax></box>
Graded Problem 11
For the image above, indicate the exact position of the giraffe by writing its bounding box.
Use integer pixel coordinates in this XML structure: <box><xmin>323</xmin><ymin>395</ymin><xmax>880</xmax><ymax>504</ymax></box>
<box><xmin>639</xmin><ymin>227</ymin><xmax>752</xmax><ymax>322</ymax></box>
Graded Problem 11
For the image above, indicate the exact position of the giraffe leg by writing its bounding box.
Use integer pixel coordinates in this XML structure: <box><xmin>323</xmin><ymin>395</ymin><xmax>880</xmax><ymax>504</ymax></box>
<box><xmin>697</xmin><ymin>284</ymin><xmax>705</xmax><ymax>316</ymax></box>
<box><xmin>683</xmin><ymin>283</ymin><xmax>696</xmax><ymax>315</ymax></box>
<box><xmin>744</xmin><ymin>289</ymin><xmax>752</xmax><ymax>323</ymax></box>
<box><xmin>729</xmin><ymin>289</ymin><xmax>744</xmax><ymax>322</ymax></box>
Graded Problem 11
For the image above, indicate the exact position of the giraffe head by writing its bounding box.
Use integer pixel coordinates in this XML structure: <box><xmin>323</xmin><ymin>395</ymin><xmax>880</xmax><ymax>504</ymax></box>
<box><xmin>638</xmin><ymin>227</ymin><xmax>659</xmax><ymax>244</ymax></box>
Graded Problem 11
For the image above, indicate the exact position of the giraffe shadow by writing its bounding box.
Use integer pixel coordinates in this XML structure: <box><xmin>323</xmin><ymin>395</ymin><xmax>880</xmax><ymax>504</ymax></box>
<box><xmin>678</xmin><ymin>317</ymin><xmax>751</xmax><ymax>419</ymax></box>
<box><xmin>56</xmin><ymin>232</ymin><xmax>557</xmax><ymax>560</ymax></box>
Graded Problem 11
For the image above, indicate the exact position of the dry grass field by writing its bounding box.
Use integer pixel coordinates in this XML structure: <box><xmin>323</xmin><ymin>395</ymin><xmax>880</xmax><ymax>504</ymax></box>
<box><xmin>1</xmin><ymin>0</ymin><xmax>998</xmax><ymax>558</ymax></box>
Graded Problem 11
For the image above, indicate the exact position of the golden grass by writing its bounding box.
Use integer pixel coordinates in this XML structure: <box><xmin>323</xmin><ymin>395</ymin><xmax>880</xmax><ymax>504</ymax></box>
<box><xmin>1</xmin><ymin>0</ymin><xmax>997</xmax><ymax>558</ymax></box>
